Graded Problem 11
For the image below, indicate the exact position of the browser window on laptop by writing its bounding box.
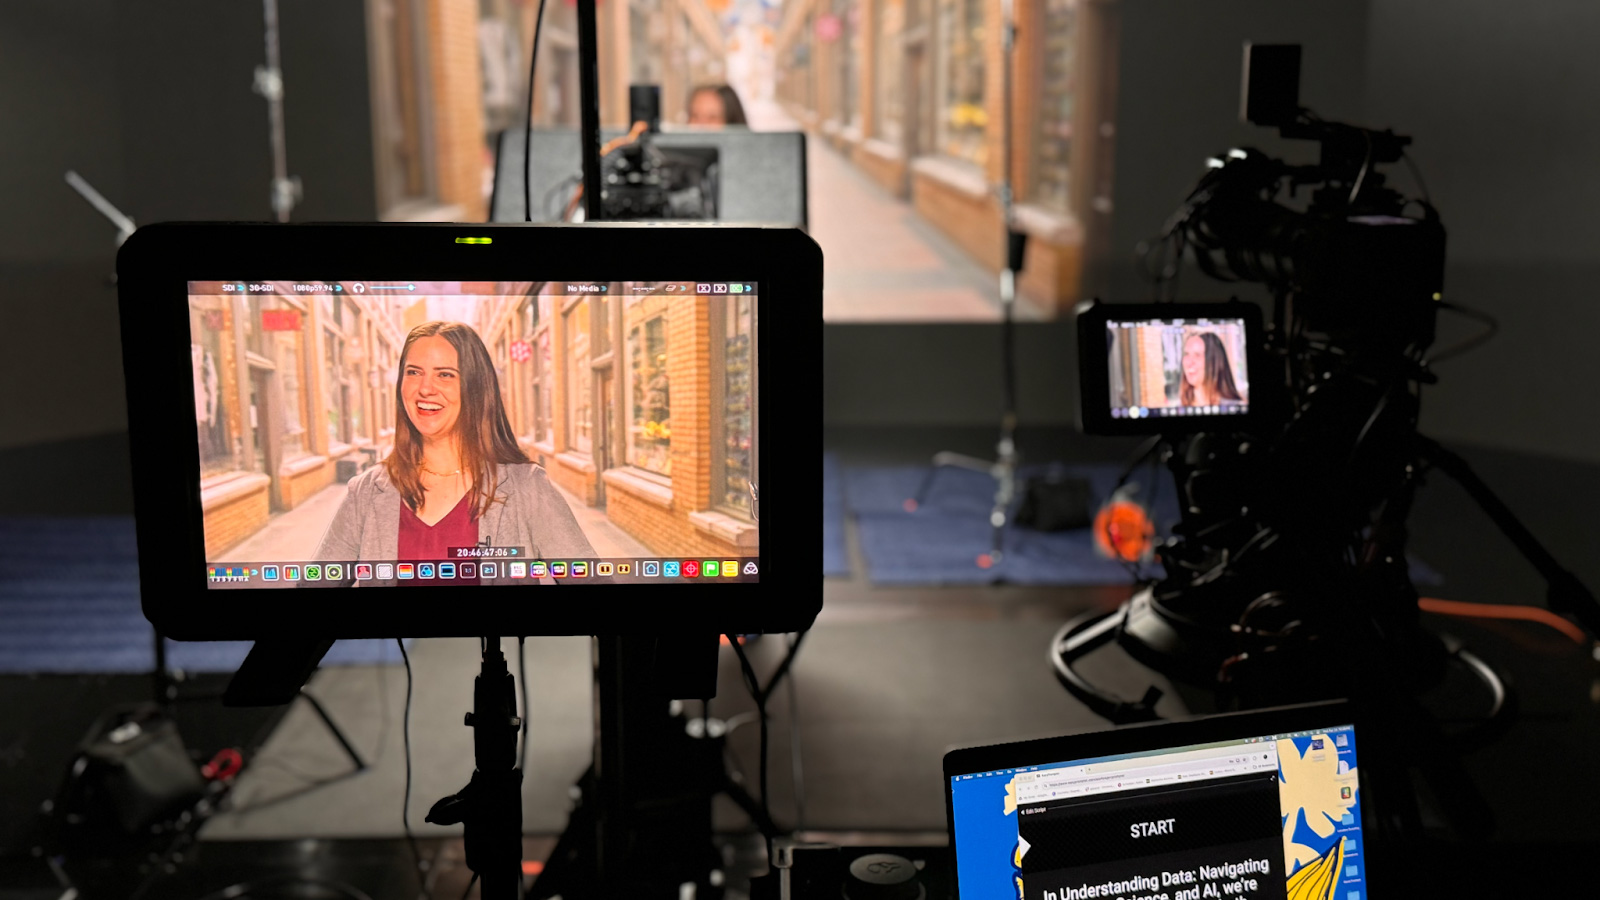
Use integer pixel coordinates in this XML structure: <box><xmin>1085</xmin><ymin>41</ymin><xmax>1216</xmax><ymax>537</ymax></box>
<box><xmin>950</xmin><ymin>724</ymin><xmax>1364</xmax><ymax>900</ymax></box>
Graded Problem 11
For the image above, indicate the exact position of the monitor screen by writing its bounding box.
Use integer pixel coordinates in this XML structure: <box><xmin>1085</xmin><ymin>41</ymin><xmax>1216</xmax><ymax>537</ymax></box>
<box><xmin>1107</xmin><ymin>318</ymin><xmax>1250</xmax><ymax>422</ymax></box>
<box><xmin>189</xmin><ymin>280</ymin><xmax>759</xmax><ymax>587</ymax></box>
<box><xmin>950</xmin><ymin>722</ymin><xmax>1366</xmax><ymax>900</ymax></box>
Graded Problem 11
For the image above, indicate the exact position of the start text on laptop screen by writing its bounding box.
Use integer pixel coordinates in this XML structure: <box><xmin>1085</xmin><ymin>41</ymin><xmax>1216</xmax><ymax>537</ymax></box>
<box><xmin>951</xmin><ymin>722</ymin><xmax>1365</xmax><ymax>900</ymax></box>
<box><xmin>188</xmin><ymin>280</ymin><xmax>758</xmax><ymax>587</ymax></box>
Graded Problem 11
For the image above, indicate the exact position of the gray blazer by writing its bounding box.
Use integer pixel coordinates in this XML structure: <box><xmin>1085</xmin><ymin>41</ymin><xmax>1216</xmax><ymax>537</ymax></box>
<box><xmin>312</xmin><ymin>462</ymin><xmax>600</xmax><ymax>586</ymax></box>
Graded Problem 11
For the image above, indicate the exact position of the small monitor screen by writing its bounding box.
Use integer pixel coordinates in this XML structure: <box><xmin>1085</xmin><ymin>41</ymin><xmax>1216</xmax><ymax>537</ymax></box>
<box><xmin>1107</xmin><ymin>318</ymin><xmax>1250</xmax><ymax>421</ymax></box>
<box><xmin>951</xmin><ymin>722</ymin><xmax>1366</xmax><ymax>900</ymax></box>
<box><xmin>188</xmin><ymin>280</ymin><xmax>758</xmax><ymax>587</ymax></box>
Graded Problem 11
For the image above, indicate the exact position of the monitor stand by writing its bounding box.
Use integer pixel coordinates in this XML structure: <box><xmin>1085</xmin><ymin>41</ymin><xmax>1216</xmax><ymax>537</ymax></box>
<box><xmin>223</xmin><ymin>634</ymin><xmax>766</xmax><ymax>899</ymax></box>
<box><xmin>530</xmin><ymin>635</ymin><xmax>777</xmax><ymax>900</ymax></box>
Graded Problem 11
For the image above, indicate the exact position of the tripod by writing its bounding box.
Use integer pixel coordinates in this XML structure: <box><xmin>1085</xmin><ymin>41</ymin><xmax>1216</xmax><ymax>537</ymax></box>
<box><xmin>1049</xmin><ymin>431</ymin><xmax>1597</xmax><ymax>839</ymax></box>
<box><xmin>909</xmin><ymin>0</ymin><xmax>1029</xmax><ymax>568</ymax></box>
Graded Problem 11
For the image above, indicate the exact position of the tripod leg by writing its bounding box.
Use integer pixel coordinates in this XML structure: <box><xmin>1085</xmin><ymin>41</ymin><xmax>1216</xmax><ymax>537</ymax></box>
<box><xmin>297</xmin><ymin>686</ymin><xmax>366</xmax><ymax>771</ymax></box>
<box><xmin>1419</xmin><ymin>436</ymin><xmax>1600</xmax><ymax>636</ymax></box>
<box><xmin>912</xmin><ymin>453</ymin><xmax>994</xmax><ymax>510</ymax></box>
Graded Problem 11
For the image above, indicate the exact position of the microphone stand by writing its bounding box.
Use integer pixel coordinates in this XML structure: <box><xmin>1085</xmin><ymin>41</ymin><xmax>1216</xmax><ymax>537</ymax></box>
<box><xmin>910</xmin><ymin>0</ymin><xmax>1027</xmax><ymax>568</ymax></box>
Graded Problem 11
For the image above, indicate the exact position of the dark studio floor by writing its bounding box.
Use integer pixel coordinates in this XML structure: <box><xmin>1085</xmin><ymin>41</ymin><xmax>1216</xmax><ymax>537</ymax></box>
<box><xmin>2</xmin><ymin>426</ymin><xmax>1599</xmax><ymax>897</ymax></box>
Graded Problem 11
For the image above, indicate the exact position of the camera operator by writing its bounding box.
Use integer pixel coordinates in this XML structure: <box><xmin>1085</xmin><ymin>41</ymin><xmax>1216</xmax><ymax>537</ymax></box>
<box><xmin>687</xmin><ymin>84</ymin><xmax>748</xmax><ymax>127</ymax></box>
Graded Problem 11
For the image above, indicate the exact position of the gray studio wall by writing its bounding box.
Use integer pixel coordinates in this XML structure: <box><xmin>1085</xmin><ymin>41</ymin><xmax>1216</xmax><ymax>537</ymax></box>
<box><xmin>1364</xmin><ymin>0</ymin><xmax>1600</xmax><ymax>463</ymax></box>
<box><xmin>0</xmin><ymin>0</ymin><xmax>375</xmax><ymax>451</ymax></box>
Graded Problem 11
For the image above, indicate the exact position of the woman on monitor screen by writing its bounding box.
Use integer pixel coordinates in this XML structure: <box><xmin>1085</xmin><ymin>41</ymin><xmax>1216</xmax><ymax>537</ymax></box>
<box><xmin>1179</xmin><ymin>331</ymin><xmax>1244</xmax><ymax>409</ymax></box>
<box><xmin>313</xmin><ymin>321</ymin><xmax>599</xmax><ymax>583</ymax></box>
<box><xmin>687</xmin><ymin>84</ymin><xmax>748</xmax><ymax>127</ymax></box>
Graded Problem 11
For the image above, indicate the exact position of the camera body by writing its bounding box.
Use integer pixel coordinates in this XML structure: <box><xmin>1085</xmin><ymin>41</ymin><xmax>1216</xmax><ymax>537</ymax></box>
<box><xmin>1068</xmin><ymin>45</ymin><xmax>1451</xmax><ymax>705</ymax></box>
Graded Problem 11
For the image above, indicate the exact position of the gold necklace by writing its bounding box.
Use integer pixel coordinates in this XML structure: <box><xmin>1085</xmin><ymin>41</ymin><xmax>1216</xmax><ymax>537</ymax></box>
<box><xmin>421</xmin><ymin>463</ymin><xmax>462</xmax><ymax>478</ymax></box>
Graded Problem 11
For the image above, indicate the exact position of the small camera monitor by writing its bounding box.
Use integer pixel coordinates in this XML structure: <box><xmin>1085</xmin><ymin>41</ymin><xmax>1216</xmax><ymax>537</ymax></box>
<box><xmin>116</xmin><ymin>223</ymin><xmax>820</xmax><ymax>639</ymax></box>
<box><xmin>1076</xmin><ymin>300</ymin><xmax>1264</xmax><ymax>435</ymax></box>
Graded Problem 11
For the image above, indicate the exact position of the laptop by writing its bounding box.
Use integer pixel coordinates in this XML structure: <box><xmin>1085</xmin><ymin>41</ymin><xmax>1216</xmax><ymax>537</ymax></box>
<box><xmin>944</xmin><ymin>701</ymin><xmax>1372</xmax><ymax>900</ymax></box>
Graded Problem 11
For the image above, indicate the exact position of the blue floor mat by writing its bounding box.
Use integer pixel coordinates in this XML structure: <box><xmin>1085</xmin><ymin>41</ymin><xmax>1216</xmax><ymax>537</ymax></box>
<box><xmin>841</xmin><ymin>464</ymin><xmax>1442</xmax><ymax>587</ymax></box>
<box><xmin>823</xmin><ymin>454</ymin><xmax>850</xmax><ymax>577</ymax></box>
<box><xmin>843</xmin><ymin>463</ymin><xmax>1178</xmax><ymax>586</ymax></box>
<box><xmin>0</xmin><ymin>517</ymin><xmax>402</xmax><ymax>674</ymax></box>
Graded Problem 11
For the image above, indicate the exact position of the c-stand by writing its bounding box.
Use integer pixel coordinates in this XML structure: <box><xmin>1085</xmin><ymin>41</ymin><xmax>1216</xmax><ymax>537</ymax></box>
<box><xmin>426</xmin><ymin>638</ymin><xmax>524</xmax><ymax>898</ymax></box>
<box><xmin>910</xmin><ymin>0</ymin><xmax>1028</xmax><ymax>568</ymax></box>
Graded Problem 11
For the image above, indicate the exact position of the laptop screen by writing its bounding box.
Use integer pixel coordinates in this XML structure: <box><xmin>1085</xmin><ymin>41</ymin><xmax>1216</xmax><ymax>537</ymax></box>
<box><xmin>950</xmin><ymin>723</ymin><xmax>1365</xmax><ymax>900</ymax></box>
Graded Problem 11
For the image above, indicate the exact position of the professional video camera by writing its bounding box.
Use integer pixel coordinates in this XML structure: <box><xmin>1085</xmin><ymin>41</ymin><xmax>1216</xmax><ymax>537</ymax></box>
<box><xmin>526</xmin><ymin>86</ymin><xmax>722</xmax><ymax>222</ymax></box>
<box><xmin>1061</xmin><ymin>44</ymin><xmax>1596</xmax><ymax>723</ymax></box>
<box><xmin>598</xmin><ymin>86</ymin><xmax>720</xmax><ymax>221</ymax></box>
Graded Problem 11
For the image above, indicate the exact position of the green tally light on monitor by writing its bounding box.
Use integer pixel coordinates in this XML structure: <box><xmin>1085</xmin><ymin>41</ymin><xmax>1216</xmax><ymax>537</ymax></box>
<box><xmin>455</xmin><ymin>236</ymin><xmax>492</xmax><ymax>244</ymax></box>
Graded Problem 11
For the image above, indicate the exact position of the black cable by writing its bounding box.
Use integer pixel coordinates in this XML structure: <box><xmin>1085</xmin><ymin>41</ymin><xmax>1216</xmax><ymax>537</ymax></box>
<box><xmin>1428</xmin><ymin>301</ymin><xmax>1499</xmax><ymax>364</ymax></box>
<box><xmin>1142</xmin><ymin>442</ymin><xmax>1166</xmax><ymax>580</ymax></box>
<box><xmin>523</xmin><ymin>0</ymin><xmax>550</xmax><ymax>222</ymax></box>
<box><xmin>1401</xmin><ymin>150</ymin><xmax>1433</xmax><ymax>205</ymax></box>
<box><xmin>783</xmin><ymin>632</ymin><xmax>806</xmax><ymax>832</ymax></box>
<box><xmin>217</xmin><ymin>646</ymin><xmax>397</xmax><ymax>821</ymax></box>
<box><xmin>725</xmin><ymin>634</ymin><xmax>772</xmax><ymax>844</ymax></box>
<box><xmin>461</xmin><ymin>871</ymin><xmax>480</xmax><ymax>900</ymax></box>
<box><xmin>397</xmin><ymin>639</ymin><xmax>428</xmax><ymax>898</ymax></box>
<box><xmin>518</xmin><ymin>636</ymin><xmax>530</xmax><ymax>773</ymax></box>
<box><xmin>1105</xmin><ymin>436</ymin><xmax>1163</xmax><ymax>582</ymax></box>
<box><xmin>1347</xmin><ymin>127</ymin><xmax>1374</xmax><ymax>206</ymax></box>
<box><xmin>754</xmin><ymin>629</ymin><xmax>807</xmax><ymax>707</ymax></box>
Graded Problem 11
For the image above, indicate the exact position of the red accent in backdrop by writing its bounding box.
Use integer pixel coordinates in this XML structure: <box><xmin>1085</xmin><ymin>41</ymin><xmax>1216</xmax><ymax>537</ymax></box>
<box><xmin>261</xmin><ymin>309</ymin><xmax>304</xmax><ymax>331</ymax></box>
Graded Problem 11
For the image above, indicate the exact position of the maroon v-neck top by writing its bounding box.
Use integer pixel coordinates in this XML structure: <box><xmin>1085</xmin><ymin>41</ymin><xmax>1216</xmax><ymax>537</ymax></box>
<box><xmin>398</xmin><ymin>493</ymin><xmax>479</xmax><ymax>583</ymax></box>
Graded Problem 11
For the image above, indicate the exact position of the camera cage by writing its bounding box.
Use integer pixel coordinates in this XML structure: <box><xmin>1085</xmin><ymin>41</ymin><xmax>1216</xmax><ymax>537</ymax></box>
<box><xmin>1074</xmin><ymin>299</ymin><xmax>1268</xmax><ymax>437</ymax></box>
<box><xmin>116</xmin><ymin>221</ymin><xmax>822</xmax><ymax>640</ymax></box>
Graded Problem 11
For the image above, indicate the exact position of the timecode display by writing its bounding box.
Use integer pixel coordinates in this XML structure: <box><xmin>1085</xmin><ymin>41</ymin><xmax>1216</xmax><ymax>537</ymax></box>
<box><xmin>449</xmin><ymin>546</ymin><xmax>522</xmax><ymax>558</ymax></box>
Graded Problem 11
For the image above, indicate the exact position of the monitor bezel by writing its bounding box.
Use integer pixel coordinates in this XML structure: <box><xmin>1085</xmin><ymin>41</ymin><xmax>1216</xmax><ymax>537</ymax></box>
<box><xmin>943</xmin><ymin>700</ymin><xmax>1383</xmax><ymax>899</ymax></box>
<box><xmin>117</xmin><ymin>221</ymin><xmax>821</xmax><ymax>640</ymax></box>
<box><xmin>1075</xmin><ymin>299</ymin><xmax>1267</xmax><ymax>436</ymax></box>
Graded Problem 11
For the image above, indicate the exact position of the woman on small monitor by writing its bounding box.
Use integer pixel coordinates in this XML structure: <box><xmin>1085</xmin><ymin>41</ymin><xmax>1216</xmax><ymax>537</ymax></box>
<box><xmin>313</xmin><ymin>321</ymin><xmax>599</xmax><ymax>583</ymax></box>
<box><xmin>1180</xmin><ymin>331</ymin><xmax>1245</xmax><ymax>409</ymax></box>
<box><xmin>687</xmin><ymin>84</ymin><xmax>748</xmax><ymax>127</ymax></box>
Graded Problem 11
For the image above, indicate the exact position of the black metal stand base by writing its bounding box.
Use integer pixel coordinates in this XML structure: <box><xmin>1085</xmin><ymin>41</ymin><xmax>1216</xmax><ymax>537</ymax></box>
<box><xmin>910</xmin><ymin>245</ymin><xmax>1026</xmax><ymax>568</ymax></box>
<box><xmin>530</xmin><ymin>634</ymin><xmax>765</xmax><ymax>900</ymax></box>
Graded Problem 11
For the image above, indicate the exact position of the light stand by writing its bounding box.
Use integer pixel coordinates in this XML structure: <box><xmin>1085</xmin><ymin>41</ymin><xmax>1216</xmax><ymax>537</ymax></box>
<box><xmin>62</xmin><ymin>170</ymin><xmax>135</xmax><ymax>286</ymax></box>
<box><xmin>575</xmin><ymin>0</ymin><xmax>604</xmax><ymax>222</ymax></box>
<box><xmin>253</xmin><ymin>0</ymin><xmax>300</xmax><ymax>222</ymax></box>
<box><xmin>520</xmin><ymin>8</ymin><xmax>794</xmax><ymax>894</ymax></box>
<box><xmin>910</xmin><ymin>0</ymin><xmax>1028</xmax><ymax>567</ymax></box>
<box><xmin>63</xmin><ymin>171</ymin><xmax>136</xmax><ymax>249</ymax></box>
<box><xmin>427</xmin><ymin>638</ymin><xmax>525</xmax><ymax>899</ymax></box>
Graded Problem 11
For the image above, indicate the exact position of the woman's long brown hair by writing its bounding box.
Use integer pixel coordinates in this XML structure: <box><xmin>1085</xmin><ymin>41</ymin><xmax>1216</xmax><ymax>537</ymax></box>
<box><xmin>385</xmin><ymin>321</ymin><xmax>530</xmax><ymax>519</ymax></box>
<box><xmin>1179</xmin><ymin>331</ymin><xmax>1243</xmax><ymax>406</ymax></box>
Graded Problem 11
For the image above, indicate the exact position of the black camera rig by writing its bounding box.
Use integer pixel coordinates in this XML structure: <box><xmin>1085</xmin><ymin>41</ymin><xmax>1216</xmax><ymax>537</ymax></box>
<box><xmin>1058</xmin><ymin>45</ymin><xmax>1597</xmax><ymax>728</ymax></box>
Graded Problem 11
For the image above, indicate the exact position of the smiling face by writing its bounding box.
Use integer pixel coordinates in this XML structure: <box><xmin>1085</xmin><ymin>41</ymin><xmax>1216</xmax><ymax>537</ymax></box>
<box><xmin>401</xmin><ymin>335</ymin><xmax>462</xmax><ymax>442</ymax></box>
<box><xmin>1182</xmin><ymin>335</ymin><xmax>1208</xmax><ymax>389</ymax></box>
